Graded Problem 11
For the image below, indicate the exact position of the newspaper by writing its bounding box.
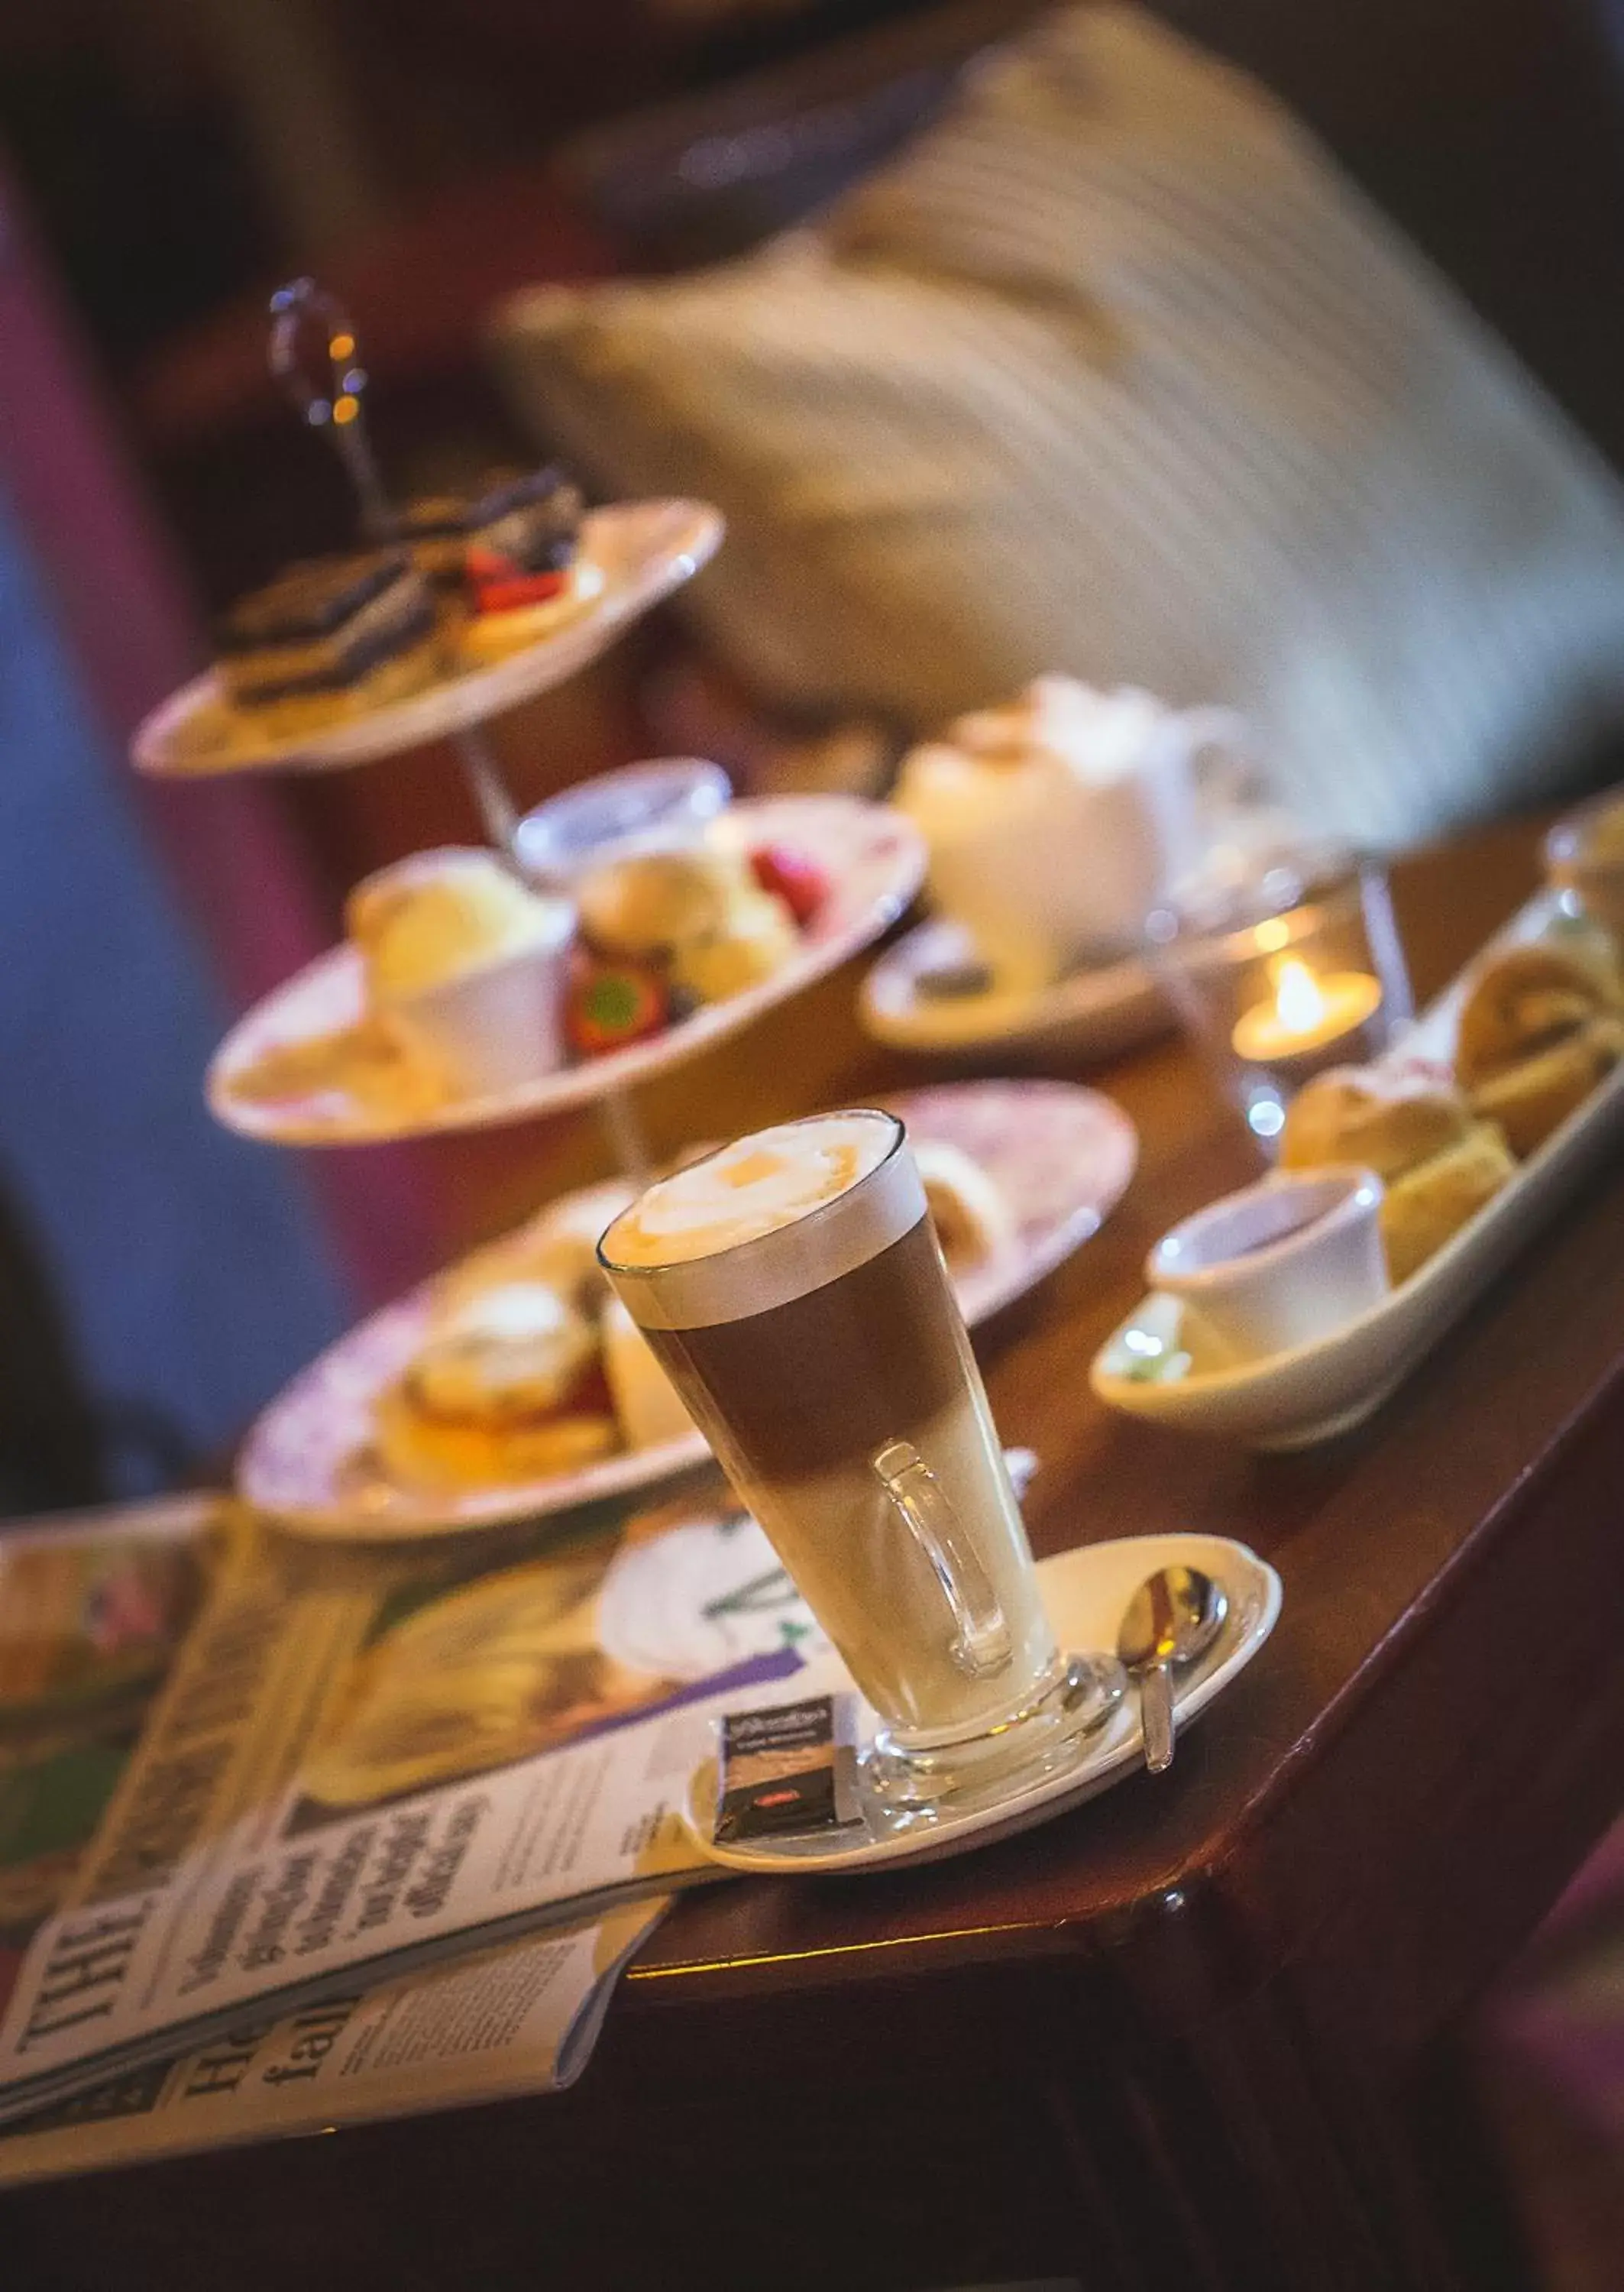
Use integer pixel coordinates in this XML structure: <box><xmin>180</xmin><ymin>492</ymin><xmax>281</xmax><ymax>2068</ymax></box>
<box><xmin>0</xmin><ymin>1481</ymin><xmax>826</xmax><ymax>2130</ymax></box>
<box><xmin>0</xmin><ymin>1901</ymin><xmax>662</xmax><ymax>2185</ymax></box>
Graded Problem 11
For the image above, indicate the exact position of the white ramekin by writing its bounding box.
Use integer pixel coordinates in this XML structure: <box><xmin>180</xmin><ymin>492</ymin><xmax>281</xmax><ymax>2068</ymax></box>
<box><xmin>1147</xmin><ymin>1166</ymin><xmax>1388</xmax><ymax>1365</ymax></box>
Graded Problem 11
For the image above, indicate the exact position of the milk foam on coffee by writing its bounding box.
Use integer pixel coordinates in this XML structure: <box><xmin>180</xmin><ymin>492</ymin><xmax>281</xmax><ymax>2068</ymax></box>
<box><xmin>601</xmin><ymin>1112</ymin><xmax>925</xmax><ymax>1327</ymax></box>
<box><xmin>609</xmin><ymin>1115</ymin><xmax>893</xmax><ymax>1264</ymax></box>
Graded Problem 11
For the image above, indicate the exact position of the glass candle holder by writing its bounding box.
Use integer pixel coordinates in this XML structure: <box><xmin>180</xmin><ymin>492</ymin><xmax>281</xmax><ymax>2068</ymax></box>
<box><xmin>1146</xmin><ymin>847</ymin><xmax>1413</xmax><ymax>1148</ymax></box>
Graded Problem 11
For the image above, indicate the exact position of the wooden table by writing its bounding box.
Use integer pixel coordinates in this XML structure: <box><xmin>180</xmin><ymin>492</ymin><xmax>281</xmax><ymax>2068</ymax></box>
<box><xmin>9</xmin><ymin>811</ymin><xmax>1623</xmax><ymax>2291</ymax></box>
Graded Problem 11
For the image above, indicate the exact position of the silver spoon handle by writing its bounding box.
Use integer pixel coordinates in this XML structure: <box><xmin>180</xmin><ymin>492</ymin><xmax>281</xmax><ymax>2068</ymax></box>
<box><xmin>268</xmin><ymin>277</ymin><xmax>394</xmax><ymax>542</ymax></box>
<box><xmin>1141</xmin><ymin>1660</ymin><xmax>1176</xmax><ymax>1772</ymax></box>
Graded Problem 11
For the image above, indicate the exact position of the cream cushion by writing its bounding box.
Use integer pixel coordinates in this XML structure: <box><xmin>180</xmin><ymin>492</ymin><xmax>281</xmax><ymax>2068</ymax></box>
<box><xmin>493</xmin><ymin>5</ymin><xmax>1624</xmax><ymax>847</ymax></box>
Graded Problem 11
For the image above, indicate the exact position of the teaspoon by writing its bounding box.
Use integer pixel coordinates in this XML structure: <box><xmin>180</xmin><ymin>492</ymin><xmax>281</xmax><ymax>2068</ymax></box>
<box><xmin>1116</xmin><ymin>1566</ymin><xmax>1228</xmax><ymax>1774</ymax></box>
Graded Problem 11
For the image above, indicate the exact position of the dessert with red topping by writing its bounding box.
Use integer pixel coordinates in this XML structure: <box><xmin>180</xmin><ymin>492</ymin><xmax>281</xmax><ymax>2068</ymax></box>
<box><xmin>396</xmin><ymin>466</ymin><xmax>605</xmax><ymax>663</ymax></box>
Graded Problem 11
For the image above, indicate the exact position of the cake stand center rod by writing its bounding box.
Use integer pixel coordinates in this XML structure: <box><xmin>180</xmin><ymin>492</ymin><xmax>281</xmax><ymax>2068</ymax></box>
<box><xmin>598</xmin><ymin>1084</ymin><xmax>652</xmax><ymax>1181</ymax></box>
<box><xmin>453</xmin><ymin>722</ymin><xmax>522</xmax><ymax>858</ymax></box>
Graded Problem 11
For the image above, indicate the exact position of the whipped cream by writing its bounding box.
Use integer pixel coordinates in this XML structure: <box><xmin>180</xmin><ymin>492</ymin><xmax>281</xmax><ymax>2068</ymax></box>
<box><xmin>357</xmin><ymin>852</ymin><xmax>569</xmax><ymax>1000</ymax></box>
<box><xmin>892</xmin><ymin>675</ymin><xmax>1218</xmax><ymax>981</ymax></box>
<box><xmin>945</xmin><ymin>675</ymin><xmax>1176</xmax><ymax>785</ymax></box>
<box><xmin>603</xmin><ymin>1115</ymin><xmax>895</xmax><ymax>1269</ymax></box>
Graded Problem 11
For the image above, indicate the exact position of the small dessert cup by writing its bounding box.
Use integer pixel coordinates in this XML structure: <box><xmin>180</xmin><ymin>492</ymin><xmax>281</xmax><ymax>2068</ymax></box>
<box><xmin>514</xmin><ymin>760</ymin><xmax>732</xmax><ymax>887</ymax></box>
<box><xmin>1147</xmin><ymin>1167</ymin><xmax>1388</xmax><ymax>1364</ymax></box>
<box><xmin>377</xmin><ymin>902</ymin><xmax>574</xmax><ymax>1098</ymax></box>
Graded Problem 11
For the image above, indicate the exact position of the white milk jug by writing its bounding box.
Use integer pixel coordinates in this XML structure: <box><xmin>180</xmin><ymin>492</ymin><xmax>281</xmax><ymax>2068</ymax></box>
<box><xmin>896</xmin><ymin>678</ymin><xmax>1248</xmax><ymax>990</ymax></box>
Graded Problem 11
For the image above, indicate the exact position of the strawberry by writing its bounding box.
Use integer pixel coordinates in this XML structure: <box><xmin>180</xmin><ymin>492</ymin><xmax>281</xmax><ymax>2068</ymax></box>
<box><xmin>464</xmin><ymin>544</ymin><xmax>569</xmax><ymax>616</ymax></box>
<box><xmin>749</xmin><ymin>844</ymin><xmax>830</xmax><ymax>927</ymax></box>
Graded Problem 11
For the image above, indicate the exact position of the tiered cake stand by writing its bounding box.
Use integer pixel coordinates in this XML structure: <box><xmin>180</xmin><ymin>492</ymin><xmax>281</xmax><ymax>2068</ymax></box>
<box><xmin>133</xmin><ymin>494</ymin><xmax>924</xmax><ymax>1185</ymax></box>
<box><xmin>137</xmin><ymin>490</ymin><xmax>1147</xmax><ymax>1542</ymax></box>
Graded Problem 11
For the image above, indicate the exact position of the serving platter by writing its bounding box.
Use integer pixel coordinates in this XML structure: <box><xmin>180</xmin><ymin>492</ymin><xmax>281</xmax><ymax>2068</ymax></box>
<box><xmin>1092</xmin><ymin>895</ymin><xmax>1624</xmax><ymax>1447</ymax></box>
<box><xmin>133</xmin><ymin>500</ymin><xmax>723</xmax><ymax>779</ymax></box>
<box><xmin>243</xmin><ymin>1078</ymin><xmax>1137</xmax><ymax>1539</ymax></box>
<box><xmin>209</xmin><ymin>797</ymin><xmax>924</xmax><ymax>1144</ymax></box>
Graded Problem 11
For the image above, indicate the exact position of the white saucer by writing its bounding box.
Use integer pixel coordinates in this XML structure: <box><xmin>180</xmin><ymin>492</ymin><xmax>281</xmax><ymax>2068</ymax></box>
<box><xmin>681</xmin><ymin>1531</ymin><xmax>1281</xmax><ymax>1875</ymax></box>
<box><xmin>861</xmin><ymin>918</ymin><xmax>1167</xmax><ymax>1064</ymax></box>
<box><xmin>132</xmin><ymin>500</ymin><xmax>723</xmax><ymax>779</ymax></box>
<box><xmin>209</xmin><ymin>796</ymin><xmax>924</xmax><ymax>1145</ymax></box>
<box><xmin>1091</xmin><ymin>894</ymin><xmax>1624</xmax><ymax>1449</ymax></box>
<box><xmin>241</xmin><ymin>1080</ymin><xmax>1135</xmax><ymax>1539</ymax></box>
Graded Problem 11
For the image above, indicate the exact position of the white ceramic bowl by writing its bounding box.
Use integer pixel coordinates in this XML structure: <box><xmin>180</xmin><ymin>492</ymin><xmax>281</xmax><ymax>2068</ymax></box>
<box><xmin>1147</xmin><ymin>1166</ymin><xmax>1387</xmax><ymax>1364</ymax></box>
<box><xmin>377</xmin><ymin>904</ymin><xmax>574</xmax><ymax>1096</ymax></box>
<box><xmin>514</xmin><ymin>759</ymin><xmax>732</xmax><ymax>885</ymax></box>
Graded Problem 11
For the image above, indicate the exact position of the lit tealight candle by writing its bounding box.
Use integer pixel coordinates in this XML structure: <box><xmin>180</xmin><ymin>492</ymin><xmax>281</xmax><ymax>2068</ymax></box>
<box><xmin>1231</xmin><ymin>957</ymin><xmax>1383</xmax><ymax>1065</ymax></box>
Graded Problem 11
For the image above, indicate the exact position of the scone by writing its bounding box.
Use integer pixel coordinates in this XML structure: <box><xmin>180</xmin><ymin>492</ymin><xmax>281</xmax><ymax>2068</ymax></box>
<box><xmin>911</xmin><ymin>1140</ymin><xmax>1017</xmax><ymax>1273</ymax></box>
<box><xmin>411</xmin><ymin>1281</ymin><xmax>597</xmax><ymax>1419</ymax></box>
<box><xmin>376</xmin><ymin>1281</ymin><xmax>615</xmax><ymax>1489</ymax></box>
<box><xmin>670</xmin><ymin>894</ymin><xmax>801</xmax><ymax>1004</ymax></box>
<box><xmin>215</xmin><ymin>551</ymin><xmax>442</xmax><ymax>736</ymax></box>
<box><xmin>576</xmin><ymin>847</ymin><xmax>759</xmax><ymax>962</ymax></box>
<box><xmin>1279</xmin><ymin>1067</ymin><xmax>1472</xmax><ymax>1183</ymax></box>
<box><xmin>1454</xmin><ymin>943</ymin><xmax>1624</xmax><ymax>1090</ymax></box>
<box><xmin>349</xmin><ymin>850</ymin><xmax>567</xmax><ymax>1003</ymax></box>
<box><xmin>373</xmin><ymin>1385</ymin><xmax>616</xmax><ymax>1490</ymax></box>
<box><xmin>1378</xmin><ymin>1124</ymin><xmax>1517</xmax><ymax>1284</ymax></box>
<box><xmin>1467</xmin><ymin>1016</ymin><xmax>1624</xmax><ymax>1157</ymax></box>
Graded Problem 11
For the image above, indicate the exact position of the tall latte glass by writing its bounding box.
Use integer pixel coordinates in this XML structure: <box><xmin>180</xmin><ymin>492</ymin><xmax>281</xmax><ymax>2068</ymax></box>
<box><xmin>600</xmin><ymin>1110</ymin><xmax>1107</xmax><ymax>1807</ymax></box>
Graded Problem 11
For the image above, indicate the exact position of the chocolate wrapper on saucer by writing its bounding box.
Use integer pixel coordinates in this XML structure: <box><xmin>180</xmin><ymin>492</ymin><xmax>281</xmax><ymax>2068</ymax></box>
<box><xmin>713</xmin><ymin>1693</ymin><xmax>862</xmax><ymax>1844</ymax></box>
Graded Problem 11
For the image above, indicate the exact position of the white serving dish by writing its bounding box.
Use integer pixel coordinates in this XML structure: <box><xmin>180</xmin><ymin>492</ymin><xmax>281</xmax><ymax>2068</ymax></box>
<box><xmin>132</xmin><ymin>500</ymin><xmax>723</xmax><ymax>779</ymax></box>
<box><xmin>208</xmin><ymin>796</ymin><xmax>924</xmax><ymax>1145</ymax></box>
<box><xmin>1092</xmin><ymin>894</ymin><xmax>1624</xmax><ymax>1449</ymax></box>
<box><xmin>859</xmin><ymin>916</ymin><xmax>1168</xmax><ymax>1064</ymax></box>
<box><xmin>242</xmin><ymin>1079</ymin><xmax>1136</xmax><ymax>1539</ymax></box>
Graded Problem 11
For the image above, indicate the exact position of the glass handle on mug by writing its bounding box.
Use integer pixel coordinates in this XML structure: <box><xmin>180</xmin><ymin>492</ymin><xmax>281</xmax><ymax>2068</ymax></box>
<box><xmin>872</xmin><ymin>1440</ymin><xmax>1011</xmax><ymax>1680</ymax></box>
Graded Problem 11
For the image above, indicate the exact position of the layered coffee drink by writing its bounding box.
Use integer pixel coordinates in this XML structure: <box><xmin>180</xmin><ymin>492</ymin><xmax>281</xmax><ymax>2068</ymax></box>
<box><xmin>600</xmin><ymin>1112</ymin><xmax>1066</xmax><ymax>1767</ymax></box>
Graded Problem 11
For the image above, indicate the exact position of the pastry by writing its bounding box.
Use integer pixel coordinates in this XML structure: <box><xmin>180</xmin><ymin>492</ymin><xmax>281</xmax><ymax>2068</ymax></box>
<box><xmin>1467</xmin><ymin>1016</ymin><xmax>1624</xmax><ymax>1157</ymax></box>
<box><xmin>400</xmin><ymin>467</ymin><xmax>584</xmax><ymax>588</ymax></box>
<box><xmin>575</xmin><ymin>847</ymin><xmax>759</xmax><ymax>962</ymax></box>
<box><xmin>1279</xmin><ymin>1060</ymin><xmax>1509</xmax><ymax>1284</ymax></box>
<box><xmin>403</xmin><ymin>468</ymin><xmax>603</xmax><ymax>662</ymax></box>
<box><xmin>1453</xmin><ymin>943</ymin><xmax>1623</xmax><ymax>1090</ymax></box>
<box><xmin>215</xmin><ymin>551</ymin><xmax>442</xmax><ymax>735</ymax></box>
<box><xmin>411</xmin><ymin>1282</ymin><xmax>598</xmax><ymax>1421</ymax></box>
<box><xmin>373</xmin><ymin>1384</ymin><xmax>616</xmax><ymax>1491</ymax></box>
<box><xmin>458</xmin><ymin>555</ymin><xmax>607</xmax><ymax>664</ymax></box>
<box><xmin>376</xmin><ymin>1283</ymin><xmax>614</xmax><ymax>1491</ymax></box>
<box><xmin>911</xmin><ymin>1140</ymin><xmax>1016</xmax><ymax>1272</ymax></box>
<box><xmin>1377</xmin><ymin>1124</ymin><xmax>1516</xmax><ymax>1284</ymax></box>
<box><xmin>670</xmin><ymin>894</ymin><xmax>801</xmax><ymax>1004</ymax></box>
<box><xmin>601</xmin><ymin>1296</ymin><xmax>695</xmax><ymax>1451</ymax></box>
<box><xmin>1279</xmin><ymin>1067</ymin><xmax>1473</xmax><ymax>1182</ymax></box>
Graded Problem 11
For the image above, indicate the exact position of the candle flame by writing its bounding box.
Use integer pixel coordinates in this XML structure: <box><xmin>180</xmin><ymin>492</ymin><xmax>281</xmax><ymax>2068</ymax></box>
<box><xmin>1272</xmin><ymin>957</ymin><xmax>1325</xmax><ymax>1036</ymax></box>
